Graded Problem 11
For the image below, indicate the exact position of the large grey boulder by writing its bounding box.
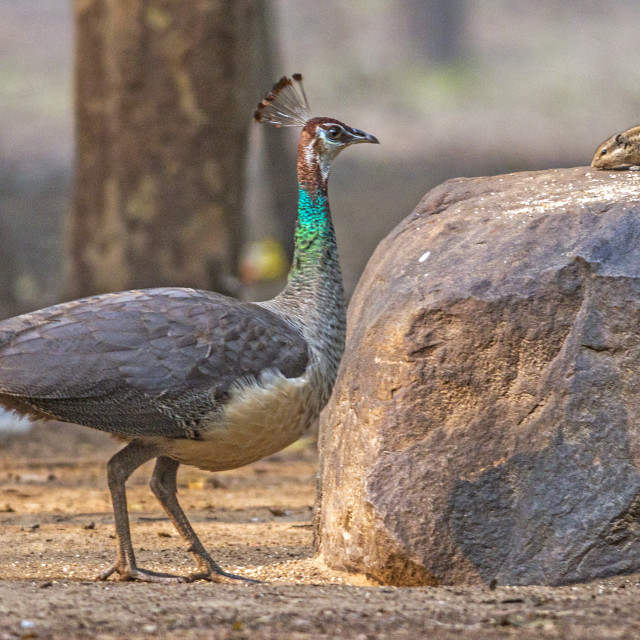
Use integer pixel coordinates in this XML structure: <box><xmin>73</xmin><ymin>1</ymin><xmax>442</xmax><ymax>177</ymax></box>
<box><xmin>315</xmin><ymin>167</ymin><xmax>640</xmax><ymax>586</ymax></box>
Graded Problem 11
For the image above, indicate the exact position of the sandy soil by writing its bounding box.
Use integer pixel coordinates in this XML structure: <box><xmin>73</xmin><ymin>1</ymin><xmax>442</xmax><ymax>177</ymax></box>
<box><xmin>1</xmin><ymin>424</ymin><xmax>640</xmax><ymax>639</ymax></box>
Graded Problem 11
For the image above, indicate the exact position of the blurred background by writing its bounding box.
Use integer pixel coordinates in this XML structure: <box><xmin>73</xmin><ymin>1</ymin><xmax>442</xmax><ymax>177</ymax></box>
<box><xmin>0</xmin><ymin>0</ymin><xmax>639</xmax><ymax>435</ymax></box>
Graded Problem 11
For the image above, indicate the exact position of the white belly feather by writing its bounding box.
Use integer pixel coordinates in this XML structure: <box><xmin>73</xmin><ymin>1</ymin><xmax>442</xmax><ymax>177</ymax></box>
<box><xmin>150</xmin><ymin>369</ymin><xmax>318</xmax><ymax>472</ymax></box>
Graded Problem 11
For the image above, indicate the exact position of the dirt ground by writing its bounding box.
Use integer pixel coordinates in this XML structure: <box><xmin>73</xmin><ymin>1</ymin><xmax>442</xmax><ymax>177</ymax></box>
<box><xmin>0</xmin><ymin>424</ymin><xmax>639</xmax><ymax>639</ymax></box>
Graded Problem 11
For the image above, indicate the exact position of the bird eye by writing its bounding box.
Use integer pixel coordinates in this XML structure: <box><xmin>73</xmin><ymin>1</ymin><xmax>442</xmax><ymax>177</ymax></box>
<box><xmin>327</xmin><ymin>126</ymin><xmax>342</xmax><ymax>139</ymax></box>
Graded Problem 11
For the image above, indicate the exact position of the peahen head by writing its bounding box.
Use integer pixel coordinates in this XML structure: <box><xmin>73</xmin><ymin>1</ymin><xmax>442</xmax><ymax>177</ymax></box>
<box><xmin>254</xmin><ymin>74</ymin><xmax>378</xmax><ymax>285</ymax></box>
<box><xmin>254</xmin><ymin>74</ymin><xmax>378</xmax><ymax>184</ymax></box>
<box><xmin>299</xmin><ymin>117</ymin><xmax>378</xmax><ymax>181</ymax></box>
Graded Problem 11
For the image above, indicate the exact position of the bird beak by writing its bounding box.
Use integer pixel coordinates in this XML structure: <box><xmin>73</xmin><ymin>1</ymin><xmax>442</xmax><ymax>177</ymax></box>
<box><xmin>349</xmin><ymin>129</ymin><xmax>380</xmax><ymax>145</ymax></box>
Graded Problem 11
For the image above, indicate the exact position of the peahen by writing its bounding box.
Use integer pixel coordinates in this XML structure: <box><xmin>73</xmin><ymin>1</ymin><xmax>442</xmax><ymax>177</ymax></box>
<box><xmin>0</xmin><ymin>75</ymin><xmax>378</xmax><ymax>583</ymax></box>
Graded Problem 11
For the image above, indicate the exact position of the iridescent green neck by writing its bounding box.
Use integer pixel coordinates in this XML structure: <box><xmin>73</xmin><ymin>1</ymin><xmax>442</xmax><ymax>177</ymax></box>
<box><xmin>268</xmin><ymin>130</ymin><xmax>346</xmax><ymax>374</ymax></box>
<box><xmin>289</xmin><ymin>184</ymin><xmax>336</xmax><ymax>281</ymax></box>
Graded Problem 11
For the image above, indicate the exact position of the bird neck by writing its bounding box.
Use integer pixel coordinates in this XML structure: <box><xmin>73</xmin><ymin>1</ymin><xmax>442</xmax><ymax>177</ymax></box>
<box><xmin>273</xmin><ymin>140</ymin><xmax>345</xmax><ymax>340</ymax></box>
<box><xmin>288</xmin><ymin>144</ymin><xmax>340</xmax><ymax>292</ymax></box>
<box><xmin>263</xmin><ymin>135</ymin><xmax>346</xmax><ymax>399</ymax></box>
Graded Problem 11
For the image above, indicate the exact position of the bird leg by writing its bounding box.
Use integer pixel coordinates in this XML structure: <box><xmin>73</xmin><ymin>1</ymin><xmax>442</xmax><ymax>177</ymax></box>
<box><xmin>99</xmin><ymin>441</ymin><xmax>187</xmax><ymax>583</ymax></box>
<box><xmin>150</xmin><ymin>455</ymin><xmax>259</xmax><ymax>583</ymax></box>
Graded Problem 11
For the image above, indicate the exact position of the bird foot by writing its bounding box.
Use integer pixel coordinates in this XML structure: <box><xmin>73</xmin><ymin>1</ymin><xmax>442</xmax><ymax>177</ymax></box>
<box><xmin>187</xmin><ymin>567</ymin><xmax>262</xmax><ymax>584</ymax></box>
<box><xmin>98</xmin><ymin>562</ymin><xmax>188</xmax><ymax>584</ymax></box>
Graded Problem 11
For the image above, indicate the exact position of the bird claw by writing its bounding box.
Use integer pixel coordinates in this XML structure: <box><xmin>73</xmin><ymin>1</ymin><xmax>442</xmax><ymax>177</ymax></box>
<box><xmin>187</xmin><ymin>567</ymin><xmax>262</xmax><ymax>584</ymax></box>
<box><xmin>98</xmin><ymin>562</ymin><xmax>188</xmax><ymax>584</ymax></box>
<box><xmin>98</xmin><ymin>561</ymin><xmax>259</xmax><ymax>584</ymax></box>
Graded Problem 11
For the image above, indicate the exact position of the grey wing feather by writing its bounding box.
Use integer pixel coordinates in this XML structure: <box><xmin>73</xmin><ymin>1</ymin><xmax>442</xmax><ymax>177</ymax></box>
<box><xmin>0</xmin><ymin>288</ymin><xmax>309</xmax><ymax>438</ymax></box>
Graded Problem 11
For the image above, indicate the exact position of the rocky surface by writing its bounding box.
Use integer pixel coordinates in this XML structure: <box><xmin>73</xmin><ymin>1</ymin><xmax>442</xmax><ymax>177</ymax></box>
<box><xmin>315</xmin><ymin>166</ymin><xmax>640</xmax><ymax>586</ymax></box>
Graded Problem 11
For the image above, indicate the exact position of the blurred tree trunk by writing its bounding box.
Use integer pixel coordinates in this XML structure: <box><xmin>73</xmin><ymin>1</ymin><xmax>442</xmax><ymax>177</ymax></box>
<box><xmin>255</xmin><ymin>2</ymin><xmax>297</xmax><ymax>261</ymax></box>
<box><xmin>71</xmin><ymin>0</ymin><xmax>260</xmax><ymax>297</ymax></box>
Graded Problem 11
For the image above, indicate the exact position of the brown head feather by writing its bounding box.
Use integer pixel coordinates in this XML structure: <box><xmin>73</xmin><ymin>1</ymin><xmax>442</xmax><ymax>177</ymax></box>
<box><xmin>254</xmin><ymin>74</ymin><xmax>310</xmax><ymax>127</ymax></box>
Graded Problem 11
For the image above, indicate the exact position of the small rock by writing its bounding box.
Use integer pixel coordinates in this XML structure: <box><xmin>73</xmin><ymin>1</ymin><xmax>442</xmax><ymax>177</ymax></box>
<box><xmin>293</xmin><ymin>618</ymin><xmax>311</xmax><ymax>627</ymax></box>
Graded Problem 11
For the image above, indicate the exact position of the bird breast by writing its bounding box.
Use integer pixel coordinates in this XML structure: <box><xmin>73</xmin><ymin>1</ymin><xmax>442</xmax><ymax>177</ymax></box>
<box><xmin>149</xmin><ymin>368</ymin><xmax>318</xmax><ymax>472</ymax></box>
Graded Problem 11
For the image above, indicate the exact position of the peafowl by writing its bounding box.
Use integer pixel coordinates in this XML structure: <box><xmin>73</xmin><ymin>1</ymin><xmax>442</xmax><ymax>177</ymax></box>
<box><xmin>0</xmin><ymin>75</ymin><xmax>378</xmax><ymax>583</ymax></box>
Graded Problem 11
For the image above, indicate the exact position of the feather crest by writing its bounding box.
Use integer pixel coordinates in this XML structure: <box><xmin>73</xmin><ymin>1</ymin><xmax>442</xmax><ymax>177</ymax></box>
<box><xmin>254</xmin><ymin>74</ymin><xmax>311</xmax><ymax>127</ymax></box>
